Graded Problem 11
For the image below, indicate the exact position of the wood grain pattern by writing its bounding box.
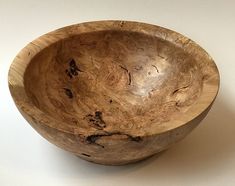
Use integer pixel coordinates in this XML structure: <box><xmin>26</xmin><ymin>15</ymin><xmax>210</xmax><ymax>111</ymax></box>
<box><xmin>8</xmin><ymin>21</ymin><xmax>219</xmax><ymax>165</ymax></box>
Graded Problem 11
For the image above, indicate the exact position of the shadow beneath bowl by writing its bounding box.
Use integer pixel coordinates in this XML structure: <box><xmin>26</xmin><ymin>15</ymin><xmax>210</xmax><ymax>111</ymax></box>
<box><xmin>46</xmin><ymin>95</ymin><xmax>235</xmax><ymax>180</ymax></box>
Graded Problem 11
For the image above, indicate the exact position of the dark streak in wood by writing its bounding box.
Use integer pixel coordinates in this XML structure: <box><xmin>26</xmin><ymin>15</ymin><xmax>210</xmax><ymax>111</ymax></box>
<box><xmin>152</xmin><ymin>65</ymin><xmax>159</xmax><ymax>73</ymax></box>
<box><xmin>63</xmin><ymin>88</ymin><xmax>73</xmax><ymax>98</ymax></box>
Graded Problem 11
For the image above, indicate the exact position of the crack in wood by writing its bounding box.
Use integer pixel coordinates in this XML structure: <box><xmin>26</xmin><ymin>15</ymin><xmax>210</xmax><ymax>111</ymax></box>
<box><xmin>152</xmin><ymin>65</ymin><xmax>159</xmax><ymax>73</ymax></box>
<box><xmin>157</xmin><ymin>53</ymin><xmax>165</xmax><ymax>59</ymax></box>
<box><xmin>63</xmin><ymin>88</ymin><xmax>73</xmax><ymax>98</ymax></box>
<box><xmin>119</xmin><ymin>65</ymin><xmax>131</xmax><ymax>85</ymax></box>
<box><xmin>85</xmin><ymin>132</ymin><xmax>142</xmax><ymax>148</ymax></box>
<box><xmin>65</xmin><ymin>59</ymin><xmax>83</xmax><ymax>78</ymax></box>
<box><xmin>172</xmin><ymin>84</ymin><xmax>190</xmax><ymax>95</ymax></box>
<box><xmin>81</xmin><ymin>153</ymin><xmax>91</xmax><ymax>157</ymax></box>
<box><xmin>128</xmin><ymin>72</ymin><xmax>132</xmax><ymax>85</ymax></box>
<box><xmin>85</xmin><ymin>111</ymin><xmax>106</xmax><ymax>129</ymax></box>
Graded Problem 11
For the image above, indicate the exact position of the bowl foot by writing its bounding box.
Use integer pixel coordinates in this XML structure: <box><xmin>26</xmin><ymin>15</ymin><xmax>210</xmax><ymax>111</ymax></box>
<box><xmin>76</xmin><ymin>150</ymin><xmax>167</xmax><ymax>166</ymax></box>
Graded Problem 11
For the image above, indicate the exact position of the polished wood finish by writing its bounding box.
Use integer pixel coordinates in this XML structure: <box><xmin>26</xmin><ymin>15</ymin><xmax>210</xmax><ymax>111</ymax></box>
<box><xmin>8</xmin><ymin>21</ymin><xmax>219</xmax><ymax>165</ymax></box>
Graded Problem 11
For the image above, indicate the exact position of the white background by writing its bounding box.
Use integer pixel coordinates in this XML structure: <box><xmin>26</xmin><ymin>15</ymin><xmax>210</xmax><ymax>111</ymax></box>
<box><xmin>1</xmin><ymin>0</ymin><xmax>235</xmax><ymax>185</ymax></box>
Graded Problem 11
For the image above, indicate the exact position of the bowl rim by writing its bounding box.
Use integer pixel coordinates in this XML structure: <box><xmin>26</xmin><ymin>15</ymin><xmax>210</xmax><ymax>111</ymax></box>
<box><xmin>8</xmin><ymin>20</ymin><xmax>220</xmax><ymax>137</ymax></box>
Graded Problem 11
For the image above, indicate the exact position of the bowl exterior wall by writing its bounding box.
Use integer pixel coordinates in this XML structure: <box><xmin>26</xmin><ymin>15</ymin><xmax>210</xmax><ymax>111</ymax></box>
<box><xmin>14</xmin><ymin>101</ymin><xmax>211</xmax><ymax>165</ymax></box>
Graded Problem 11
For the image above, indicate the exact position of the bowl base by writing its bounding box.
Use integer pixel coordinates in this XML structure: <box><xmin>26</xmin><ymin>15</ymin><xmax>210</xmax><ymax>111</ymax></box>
<box><xmin>76</xmin><ymin>150</ymin><xmax>167</xmax><ymax>166</ymax></box>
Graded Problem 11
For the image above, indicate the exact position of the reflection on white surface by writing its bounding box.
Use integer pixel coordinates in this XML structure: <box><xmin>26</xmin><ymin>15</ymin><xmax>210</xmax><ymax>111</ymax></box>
<box><xmin>1</xmin><ymin>0</ymin><xmax>235</xmax><ymax>185</ymax></box>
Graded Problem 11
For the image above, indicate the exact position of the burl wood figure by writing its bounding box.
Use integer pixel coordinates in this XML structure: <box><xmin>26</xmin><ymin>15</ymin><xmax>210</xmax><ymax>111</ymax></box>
<box><xmin>8</xmin><ymin>21</ymin><xmax>219</xmax><ymax>165</ymax></box>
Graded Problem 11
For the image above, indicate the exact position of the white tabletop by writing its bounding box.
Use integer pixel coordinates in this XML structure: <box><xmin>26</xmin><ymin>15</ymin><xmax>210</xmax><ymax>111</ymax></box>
<box><xmin>1</xmin><ymin>0</ymin><xmax>235</xmax><ymax>185</ymax></box>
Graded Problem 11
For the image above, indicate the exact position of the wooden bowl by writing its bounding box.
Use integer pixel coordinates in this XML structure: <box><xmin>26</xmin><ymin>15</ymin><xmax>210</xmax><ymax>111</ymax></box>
<box><xmin>8</xmin><ymin>21</ymin><xmax>219</xmax><ymax>165</ymax></box>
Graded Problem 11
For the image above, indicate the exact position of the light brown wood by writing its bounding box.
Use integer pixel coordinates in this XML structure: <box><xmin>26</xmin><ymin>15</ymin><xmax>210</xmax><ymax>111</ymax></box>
<box><xmin>8</xmin><ymin>21</ymin><xmax>220</xmax><ymax>165</ymax></box>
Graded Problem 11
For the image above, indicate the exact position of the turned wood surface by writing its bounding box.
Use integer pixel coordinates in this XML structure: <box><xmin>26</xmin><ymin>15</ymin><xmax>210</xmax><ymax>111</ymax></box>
<box><xmin>8</xmin><ymin>21</ymin><xmax>219</xmax><ymax>165</ymax></box>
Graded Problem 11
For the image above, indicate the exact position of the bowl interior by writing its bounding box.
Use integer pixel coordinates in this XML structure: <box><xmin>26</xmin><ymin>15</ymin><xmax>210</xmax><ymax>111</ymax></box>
<box><xmin>24</xmin><ymin>30</ymin><xmax>203</xmax><ymax>134</ymax></box>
